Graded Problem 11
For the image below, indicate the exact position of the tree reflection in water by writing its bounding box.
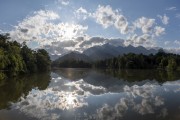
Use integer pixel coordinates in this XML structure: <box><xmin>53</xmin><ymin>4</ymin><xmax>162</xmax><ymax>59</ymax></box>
<box><xmin>0</xmin><ymin>72</ymin><xmax>51</xmax><ymax>109</ymax></box>
<box><xmin>0</xmin><ymin>69</ymin><xmax>179</xmax><ymax>120</ymax></box>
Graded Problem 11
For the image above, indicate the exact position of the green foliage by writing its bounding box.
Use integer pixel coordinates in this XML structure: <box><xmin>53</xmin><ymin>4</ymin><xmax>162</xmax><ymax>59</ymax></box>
<box><xmin>36</xmin><ymin>49</ymin><xmax>51</xmax><ymax>71</ymax></box>
<box><xmin>167</xmin><ymin>58</ymin><xmax>177</xmax><ymax>71</ymax></box>
<box><xmin>0</xmin><ymin>33</ymin><xmax>51</xmax><ymax>77</ymax></box>
<box><xmin>52</xmin><ymin>50</ymin><xmax>180</xmax><ymax>71</ymax></box>
<box><xmin>158</xmin><ymin>57</ymin><xmax>168</xmax><ymax>69</ymax></box>
<box><xmin>21</xmin><ymin>43</ymin><xmax>37</xmax><ymax>73</ymax></box>
<box><xmin>0</xmin><ymin>49</ymin><xmax>6</xmax><ymax>69</ymax></box>
<box><xmin>0</xmin><ymin>72</ymin><xmax>6</xmax><ymax>81</ymax></box>
<box><xmin>93</xmin><ymin>51</ymin><xmax>180</xmax><ymax>71</ymax></box>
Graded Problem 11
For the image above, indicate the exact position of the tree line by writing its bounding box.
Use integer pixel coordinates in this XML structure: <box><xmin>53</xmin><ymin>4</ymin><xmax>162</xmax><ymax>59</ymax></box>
<box><xmin>93</xmin><ymin>50</ymin><xmax>180</xmax><ymax>71</ymax></box>
<box><xmin>0</xmin><ymin>33</ymin><xmax>51</xmax><ymax>77</ymax></box>
<box><xmin>52</xmin><ymin>49</ymin><xmax>180</xmax><ymax>71</ymax></box>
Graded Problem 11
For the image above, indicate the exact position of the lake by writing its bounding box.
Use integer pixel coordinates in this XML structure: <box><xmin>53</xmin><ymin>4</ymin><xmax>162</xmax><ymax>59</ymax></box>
<box><xmin>0</xmin><ymin>69</ymin><xmax>180</xmax><ymax>120</ymax></box>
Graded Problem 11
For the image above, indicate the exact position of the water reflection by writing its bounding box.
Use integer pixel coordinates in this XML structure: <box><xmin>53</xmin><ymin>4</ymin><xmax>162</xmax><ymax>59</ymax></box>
<box><xmin>0</xmin><ymin>69</ymin><xmax>180</xmax><ymax>120</ymax></box>
<box><xmin>103</xmin><ymin>69</ymin><xmax>180</xmax><ymax>82</ymax></box>
<box><xmin>0</xmin><ymin>72</ymin><xmax>51</xmax><ymax>109</ymax></box>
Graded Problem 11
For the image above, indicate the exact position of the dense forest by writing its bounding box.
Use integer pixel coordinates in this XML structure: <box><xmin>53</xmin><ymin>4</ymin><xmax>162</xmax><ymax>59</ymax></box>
<box><xmin>52</xmin><ymin>49</ymin><xmax>180</xmax><ymax>71</ymax></box>
<box><xmin>0</xmin><ymin>33</ymin><xmax>51</xmax><ymax>78</ymax></box>
<box><xmin>93</xmin><ymin>50</ymin><xmax>180</xmax><ymax>71</ymax></box>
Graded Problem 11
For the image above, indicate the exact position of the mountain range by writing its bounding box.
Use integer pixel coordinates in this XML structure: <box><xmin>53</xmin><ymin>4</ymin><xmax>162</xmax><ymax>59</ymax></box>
<box><xmin>54</xmin><ymin>51</ymin><xmax>91</xmax><ymax>62</ymax></box>
<box><xmin>51</xmin><ymin>43</ymin><xmax>159</xmax><ymax>62</ymax></box>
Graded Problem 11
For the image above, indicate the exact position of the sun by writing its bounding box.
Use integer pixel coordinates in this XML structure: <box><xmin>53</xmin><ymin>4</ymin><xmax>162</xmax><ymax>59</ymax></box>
<box><xmin>57</xmin><ymin>23</ymin><xmax>86</xmax><ymax>41</ymax></box>
<box><xmin>66</xmin><ymin>94</ymin><xmax>77</xmax><ymax>107</ymax></box>
<box><xmin>67</xmin><ymin>94</ymin><xmax>75</xmax><ymax>105</ymax></box>
<box><xmin>64</xmin><ymin>27</ymin><xmax>76</xmax><ymax>39</ymax></box>
<box><xmin>61</xmin><ymin>24</ymin><xmax>78</xmax><ymax>40</ymax></box>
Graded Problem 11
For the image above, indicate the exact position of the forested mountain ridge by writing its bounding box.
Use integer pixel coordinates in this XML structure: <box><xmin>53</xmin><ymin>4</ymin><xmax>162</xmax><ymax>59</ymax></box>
<box><xmin>52</xmin><ymin>49</ymin><xmax>180</xmax><ymax>71</ymax></box>
<box><xmin>55</xmin><ymin>52</ymin><xmax>91</xmax><ymax>62</ymax></box>
<box><xmin>49</xmin><ymin>43</ymin><xmax>159</xmax><ymax>61</ymax></box>
<box><xmin>0</xmin><ymin>33</ymin><xmax>51</xmax><ymax>77</ymax></box>
<box><xmin>52</xmin><ymin>52</ymin><xmax>91</xmax><ymax>68</ymax></box>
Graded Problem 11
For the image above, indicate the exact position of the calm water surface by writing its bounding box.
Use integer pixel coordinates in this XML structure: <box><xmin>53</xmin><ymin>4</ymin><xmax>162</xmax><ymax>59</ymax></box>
<box><xmin>0</xmin><ymin>69</ymin><xmax>180</xmax><ymax>120</ymax></box>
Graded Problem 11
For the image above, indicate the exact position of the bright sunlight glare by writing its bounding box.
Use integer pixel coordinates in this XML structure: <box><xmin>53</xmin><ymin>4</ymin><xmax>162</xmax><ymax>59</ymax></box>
<box><xmin>67</xmin><ymin>94</ymin><xmax>75</xmax><ymax>105</ymax></box>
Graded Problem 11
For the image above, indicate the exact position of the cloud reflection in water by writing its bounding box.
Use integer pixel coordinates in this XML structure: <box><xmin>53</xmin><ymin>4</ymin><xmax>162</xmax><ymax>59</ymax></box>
<box><xmin>10</xmin><ymin>71</ymin><xmax>180</xmax><ymax>120</ymax></box>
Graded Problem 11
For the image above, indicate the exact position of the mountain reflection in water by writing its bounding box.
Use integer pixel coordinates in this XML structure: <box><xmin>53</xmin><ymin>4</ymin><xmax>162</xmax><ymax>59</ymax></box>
<box><xmin>0</xmin><ymin>69</ymin><xmax>179</xmax><ymax>120</ymax></box>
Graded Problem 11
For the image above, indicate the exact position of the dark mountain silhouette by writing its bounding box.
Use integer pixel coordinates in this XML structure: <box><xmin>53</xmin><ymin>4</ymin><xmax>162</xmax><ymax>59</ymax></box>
<box><xmin>83</xmin><ymin>43</ymin><xmax>158</xmax><ymax>61</ymax></box>
<box><xmin>52</xmin><ymin>44</ymin><xmax>158</xmax><ymax>61</ymax></box>
<box><xmin>54</xmin><ymin>51</ymin><xmax>91</xmax><ymax>62</ymax></box>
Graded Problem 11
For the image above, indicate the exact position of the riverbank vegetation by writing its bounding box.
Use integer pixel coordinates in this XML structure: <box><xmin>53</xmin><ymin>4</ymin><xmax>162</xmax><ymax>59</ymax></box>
<box><xmin>53</xmin><ymin>50</ymin><xmax>180</xmax><ymax>71</ymax></box>
<box><xmin>0</xmin><ymin>33</ymin><xmax>51</xmax><ymax>77</ymax></box>
<box><xmin>93</xmin><ymin>50</ymin><xmax>180</xmax><ymax>71</ymax></box>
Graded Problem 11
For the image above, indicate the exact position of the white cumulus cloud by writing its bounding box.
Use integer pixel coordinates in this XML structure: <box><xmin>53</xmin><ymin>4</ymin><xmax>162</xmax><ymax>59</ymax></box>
<box><xmin>134</xmin><ymin>17</ymin><xmax>155</xmax><ymax>34</ymax></box>
<box><xmin>154</xmin><ymin>26</ymin><xmax>165</xmax><ymax>36</ymax></box>
<box><xmin>157</xmin><ymin>14</ymin><xmax>169</xmax><ymax>25</ymax></box>
<box><xmin>75</xmin><ymin>7</ymin><xmax>89</xmax><ymax>20</ymax></box>
<box><xmin>58</xmin><ymin>0</ymin><xmax>69</xmax><ymax>6</ymax></box>
<box><xmin>125</xmin><ymin>34</ymin><xmax>155</xmax><ymax>47</ymax></box>
<box><xmin>93</xmin><ymin>5</ymin><xmax>129</xmax><ymax>34</ymax></box>
<box><xmin>10</xmin><ymin>10</ymin><xmax>88</xmax><ymax>49</ymax></box>
<box><xmin>174</xmin><ymin>40</ymin><xmax>180</xmax><ymax>45</ymax></box>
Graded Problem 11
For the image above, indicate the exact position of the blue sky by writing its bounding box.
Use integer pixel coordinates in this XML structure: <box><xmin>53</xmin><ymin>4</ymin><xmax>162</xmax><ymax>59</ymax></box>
<box><xmin>0</xmin><ymin>0</ymin><xmax>180</xmax><ymax>54</ymax></box>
